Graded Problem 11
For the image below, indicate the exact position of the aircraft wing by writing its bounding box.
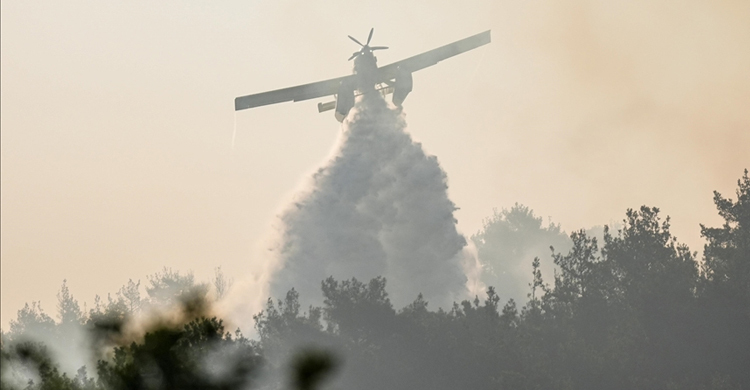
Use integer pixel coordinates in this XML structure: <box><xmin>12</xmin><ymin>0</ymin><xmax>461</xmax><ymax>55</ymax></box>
<box><xmin>376</xmin><ymin>30</ymin><xmax>491</xmax><ymax>82</ymax></box>
<box><xmin>235</xmin><ymin>30</ymin><xmax>490</xmax><ymax>112</ymax></box>
<box><xmin>235</xmin><ymin>74</ymin><xmax>354</xmax><ymax>111</ymax></box>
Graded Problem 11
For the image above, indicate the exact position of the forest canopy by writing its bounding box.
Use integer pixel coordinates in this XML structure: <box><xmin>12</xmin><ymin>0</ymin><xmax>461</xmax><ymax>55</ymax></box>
<box><xmin>2</xmin><ymin>170</ymin><xmax>749</xmax><ymax>390</ymax></box>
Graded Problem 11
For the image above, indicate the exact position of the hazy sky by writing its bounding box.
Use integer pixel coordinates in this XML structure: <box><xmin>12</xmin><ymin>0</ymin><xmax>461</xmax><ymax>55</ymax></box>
<box><xmin>2</xmin><ymin>0</ymin><xmax>748</xmax><ymax>328</ymax></box>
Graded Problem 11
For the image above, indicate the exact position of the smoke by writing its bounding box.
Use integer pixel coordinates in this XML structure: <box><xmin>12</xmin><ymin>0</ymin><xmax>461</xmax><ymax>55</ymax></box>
<box><xmin>269</xmin><ymin>92</ymin><xmax>473</xmax><ymax>309</ymax></box>
<box><xmin>4</xmin><ymin>311</ymin><xmax>91</xmax><ymax>378</ymax></box>
<box><xmin>1</xmin><ymin>275</ymin><xmax>249</xmax><ymax>388</ymax></box>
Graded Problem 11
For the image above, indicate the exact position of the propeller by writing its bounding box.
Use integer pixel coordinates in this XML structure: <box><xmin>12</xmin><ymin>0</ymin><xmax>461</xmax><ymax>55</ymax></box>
<box><xmin>348</xmin><ymin>35</ymin><xmax>364</xmax><ymax>47</ymax></box>
<box><xmin>347</xmin><ymin>28</ymin><xmax>388</xmax><ymax>61</ymax></box>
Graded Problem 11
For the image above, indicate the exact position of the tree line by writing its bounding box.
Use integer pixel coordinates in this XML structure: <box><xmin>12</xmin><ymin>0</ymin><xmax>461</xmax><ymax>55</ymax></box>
<box><xmin>2</xmin><ymin>170</ymin><xmax>748</xmax><ymax>390</ymax></box>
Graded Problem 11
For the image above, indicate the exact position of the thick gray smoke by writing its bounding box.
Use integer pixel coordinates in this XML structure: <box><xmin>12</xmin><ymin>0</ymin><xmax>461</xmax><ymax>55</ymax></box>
<box><xmin>270</xmin><ymin>93</ymin><xmax>471</xmax><ymax>309</ymax></box>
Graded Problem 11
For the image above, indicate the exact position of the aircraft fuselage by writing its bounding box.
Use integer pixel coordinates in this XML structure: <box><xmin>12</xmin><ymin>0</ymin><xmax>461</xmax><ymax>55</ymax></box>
<box><xmin>334</xmin><ymin>51</ymin><xmax>412</xmax><ymax>121</ymax></box>
<box><xmin>234</xmin><ymin>30</ymin><xmax>490</xmax><ymax>122</ymax></box>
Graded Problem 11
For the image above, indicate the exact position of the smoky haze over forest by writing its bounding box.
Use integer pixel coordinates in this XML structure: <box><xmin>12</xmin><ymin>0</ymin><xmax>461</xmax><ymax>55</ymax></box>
<box><xmin>3</xmin><ymin>169</ymin><xmax>750</xmax><ymax>389</ymax></box>
<box><xmin>4</xmin><ymin>66</ymin><xmax>750</xmax><ymax>388</ymax></box>
<box><xmin>2</xmin><ymin>0</ymin><xmax>750</xmax><ymax>389</ymax></box>
<box><xmin>2</xmin><ymin>0</ymin><xmax>749</xmax><ymax>329</ymax></box>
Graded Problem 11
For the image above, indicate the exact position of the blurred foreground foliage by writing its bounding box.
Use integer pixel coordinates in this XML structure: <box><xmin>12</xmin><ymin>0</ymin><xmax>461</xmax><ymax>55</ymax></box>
<box><xmin>2</xmin><ymin>170</ymin><xmax>749</xmax><ymax>390</ymax></box>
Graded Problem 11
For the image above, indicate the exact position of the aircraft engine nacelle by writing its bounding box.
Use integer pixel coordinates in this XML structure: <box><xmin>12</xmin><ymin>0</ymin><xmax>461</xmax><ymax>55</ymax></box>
<box><xmin>335</xmin><ymin>79</ymin><xmax>355</xmax><ymax>122</ymax></box>
<box><xmin>392</xmin><ymin>66</ymin><xmax>413</xmax><ymax>107</ymax></box>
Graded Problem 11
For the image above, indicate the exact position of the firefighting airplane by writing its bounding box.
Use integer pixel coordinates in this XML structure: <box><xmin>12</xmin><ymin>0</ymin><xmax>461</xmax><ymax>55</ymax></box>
<box><xmin>234</xmin><ymin>29</ymin><xmax>491</xmax><ymax>122</ymax></box>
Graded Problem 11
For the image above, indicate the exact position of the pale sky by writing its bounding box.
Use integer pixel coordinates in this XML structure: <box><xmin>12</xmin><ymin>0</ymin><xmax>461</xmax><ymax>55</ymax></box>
<box><xmin>2</xmin><ymin>0</ymin><xmax>749</xmax><ymax>329</ymax></box>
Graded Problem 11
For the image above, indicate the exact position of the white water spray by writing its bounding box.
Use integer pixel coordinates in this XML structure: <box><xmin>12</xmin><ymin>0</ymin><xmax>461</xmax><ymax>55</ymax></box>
<box><xmin>269</xmin><ymin>93</ymin><xmax>473</xmax><ymax>309</ymax></box>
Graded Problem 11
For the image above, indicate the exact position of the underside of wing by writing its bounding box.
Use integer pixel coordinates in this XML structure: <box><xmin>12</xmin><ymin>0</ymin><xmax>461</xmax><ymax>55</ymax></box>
<box><xmin>235</xmin><ymin>74</ymin><xmax>354</xmax><ymax>111</ymax></box>
<box><xmin>376</xmin><ymin>30</ymin><xmax>491</xmax><ymax>82</ymax></box>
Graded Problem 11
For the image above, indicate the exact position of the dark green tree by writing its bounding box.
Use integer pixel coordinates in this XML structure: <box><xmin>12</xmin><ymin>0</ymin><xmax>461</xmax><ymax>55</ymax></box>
<box><xmin>696</xmin><ymin>169</ymin><xmax>750</xmax><ymax>387</ymax></box>
<box><xmin>701</xmin><ymin>169</ymin><xmax>750</xmax><ymax>307</ymax></box>
<box><xmin>96</xmin><ymin>317</ymin><xmax>261</xmax><ymax>390</ymax></box>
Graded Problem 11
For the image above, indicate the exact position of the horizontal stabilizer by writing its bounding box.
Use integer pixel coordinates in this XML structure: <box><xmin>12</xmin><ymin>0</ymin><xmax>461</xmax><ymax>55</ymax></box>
<box><xmin>318</xmin><ymin>101</ymin><xmax>336</xmax><ymax>113</ymax></box>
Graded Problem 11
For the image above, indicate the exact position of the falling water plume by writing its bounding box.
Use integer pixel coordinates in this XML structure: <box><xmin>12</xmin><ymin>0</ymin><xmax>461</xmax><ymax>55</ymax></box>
<box><xmin>269</xmin><ymin>92</ymin><xmax>473</xmax><ymax>309</ymax></box>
